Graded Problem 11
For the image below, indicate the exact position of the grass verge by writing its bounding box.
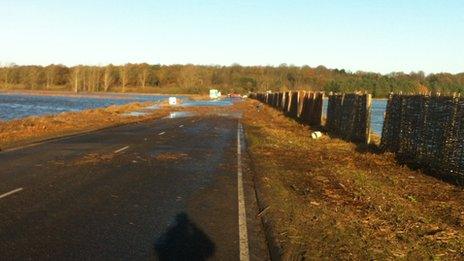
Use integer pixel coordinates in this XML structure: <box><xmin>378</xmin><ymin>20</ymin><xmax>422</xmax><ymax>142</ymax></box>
<box><xmin>239</xmin><ymin>99</ymin><xmax>464</xmax><ymax>260</ymax></box>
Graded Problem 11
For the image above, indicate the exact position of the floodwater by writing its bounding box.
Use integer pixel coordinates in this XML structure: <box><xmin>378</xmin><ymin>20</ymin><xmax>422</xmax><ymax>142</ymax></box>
<box><xmin>322</xmin><ymin>99</ymin><xmax>387</xmax><ymax>135</ymax></box>
<box><xmin>0</xmin><ymin>93</ymin><xmax>171</xmax><ymax>121</ymax></box>
<box><xmin>0</xmin><ymin>93</ymin><xmax>234</xmax><ymax>121</ymax></box>
<box><xmin>370</xmin><ymin>100</ymin><xmax>387</xmax><ymax>135</ymax></box>
<box><xmin>0</xmin><ymin>93</ymin><xmax>387</xmax><ymax>135</ymax></box>
<box><xmin>181</xmin><ymin>99</ymin><xmax>234</xmax><ymax>107</ymax></box>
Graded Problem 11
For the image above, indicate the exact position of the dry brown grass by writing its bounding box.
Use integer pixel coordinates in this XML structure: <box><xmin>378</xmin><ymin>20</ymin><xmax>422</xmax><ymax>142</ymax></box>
<box><xmin>239</xmin><ymin>99</ymin><xmax>464</xmax><ymax>260</ymax></box>
<box><xmin>0</xmin><ymin>102</ymin><xmax>171</xmax><ymax>150</ymax></box>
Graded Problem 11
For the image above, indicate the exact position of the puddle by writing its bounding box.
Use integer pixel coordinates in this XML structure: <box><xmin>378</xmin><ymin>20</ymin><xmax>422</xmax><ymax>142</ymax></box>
<box><xmin>180</xmin><ymin>98</ymin><xmax>234</xmax><ymax>107</ymax></box>
<box><xmin>122</xmin><ymin>111</ymin><xmax>148</xmax><ymax>117</ymax></box>
<box><xmin>164</xmin><ymin>111</ymin><xmax>196</xmax><ymax>119</ymax></box>
<box><xmin>123</xmin><ymin>104</ymin><xmax>161</xmax><ymax>117</ymax></box>
<box><xmin>123</xmin><ymin>97</ymin><xmax>237</xmax><ymax>118</ymax></box>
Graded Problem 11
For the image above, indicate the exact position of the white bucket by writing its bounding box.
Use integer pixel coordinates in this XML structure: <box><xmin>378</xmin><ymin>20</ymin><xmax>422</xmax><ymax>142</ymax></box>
<box><xmin>168</xmin><ymin>97</ymin><xmax>177</xmax><ymax>105</ymax></box>
<box><xmin>311</xmin><ymin>131</ymin><xmax>322</xmax><ymax>139</ymax></box>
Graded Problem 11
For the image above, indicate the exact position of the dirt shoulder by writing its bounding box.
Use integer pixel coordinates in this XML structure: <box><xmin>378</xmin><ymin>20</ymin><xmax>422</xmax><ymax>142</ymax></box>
<box><xmin>239</xmin><ymin>99</ymin><xmax>464</xmax><ymax>259</ymax></box>
<box><xmin>0</xmin><ymin>102</ymin><xmax>171</xmax><ymax>151</ymax></box>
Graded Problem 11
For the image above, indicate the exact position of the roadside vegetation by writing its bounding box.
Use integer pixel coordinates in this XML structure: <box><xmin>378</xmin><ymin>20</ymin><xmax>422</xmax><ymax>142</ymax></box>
<box><xmin>1</xmin><ymin>64</ymin><xmax>463</xmax><ymax>97</ymax></box>
<box><xmin>240</xmin><ymin>99</ymin><xmax>464</xmax><ymax>259</ymax></box>
<box><xmin>0</xmin><ymin>102</ymin><xmax>170</xmax><ymax>151</ymax></box>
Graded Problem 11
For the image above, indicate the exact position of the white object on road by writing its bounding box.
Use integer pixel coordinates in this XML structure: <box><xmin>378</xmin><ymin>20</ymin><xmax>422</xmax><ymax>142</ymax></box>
<box><xmin>168</xmin><ymin>97</ymin><xmax>177</xmax><ymax>105</ymax></box>
<box><xmin>209</xmin><ymin>89</ymin><xmax>220</xmax><ymax>99</ymax></box>
<box><xmin>311</xmin><ymin>131</ymin><xmax>322</xmax><ymax>139</ymax></box>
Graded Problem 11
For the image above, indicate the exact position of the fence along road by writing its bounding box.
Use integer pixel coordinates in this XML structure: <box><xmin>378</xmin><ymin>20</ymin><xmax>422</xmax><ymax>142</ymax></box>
<box><xmin>251</xmin><ymin>91</ymin><xmax>371</xmax><ymax>144</ymax></box>
<box><xmin>254</xmin><ymin>91</ymin><xmax>464</xmax><ymax>184</ymax></box>
<box><xmin>0</xmin><ymin>112</ymin><xmax>268</xmax><ymax>260</ymax></box>
<box><xmin>381</xmin><ymin>94</ymin><xmax>464</xmax><ymax>183</ymax></box>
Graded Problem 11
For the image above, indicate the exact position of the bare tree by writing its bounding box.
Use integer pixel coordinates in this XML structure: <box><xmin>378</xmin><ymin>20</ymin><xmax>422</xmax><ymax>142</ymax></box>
<box><xmin>45</xmin><ymin>65</ymin><xmax>56</xmax><ymax>89</ymax></box>
<box><xmin>71</xmin><ymin>66</ymin><xmax>81</xmax><ymax>93</ymax></box>
<box><xmin>138</xmin><ymin>63</ymin><xmax>150</xmax><ymax>88</ymax></box>
<box><xmin>1</xmin><ymin>63</ymin><xmax>17</xmax><ymax>88</ymax></box>
<box><xmin>119</xmin><ymin>64</ymin><xmax>128</xmax><ymax>92</ymax></box>
<box><xmin>103</xmin><ymin>65</ymin><xmax>115</xmax><ymax>92</ymax></box>
<box><xmin>2</xmin><ymin>66</ymin><xmax>9</xmax><ymax>88</ymax></box>
<box><xmin>89</xmin><ymin>66</ymin><xmax>99</xmax><ymax>92</ymax></box>
<box><xmin>179</xmin><ymin>64</ymin><xmax>198</xmax><ymax>88</ymax></box>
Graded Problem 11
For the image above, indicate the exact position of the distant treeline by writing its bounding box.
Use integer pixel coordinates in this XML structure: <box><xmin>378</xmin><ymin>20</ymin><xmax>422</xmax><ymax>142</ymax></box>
<box><xmin>0</xmin><ymin>63</ymin><xmax>463</xmax><ymax>97</ymax></box>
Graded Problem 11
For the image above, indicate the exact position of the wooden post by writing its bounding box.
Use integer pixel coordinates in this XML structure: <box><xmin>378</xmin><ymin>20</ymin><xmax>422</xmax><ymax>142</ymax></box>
<box><xmin>280</xmin><ymin>92</ymin><xmax>286</xmax><ymax>111</ymax></box>
<box><xmin>364</xmin><ymin>94</ymin><xmax>372</xmax><ymax>144</ymax></box>
<box><xmin>286</xmin><ymin>91</ymin><xmax>292</xmax><ymax>113</ymax></box>
<box><xmin>297</xmin><ymin>91</ymin><xmax>305</xmax><ymax>119</ymax></box>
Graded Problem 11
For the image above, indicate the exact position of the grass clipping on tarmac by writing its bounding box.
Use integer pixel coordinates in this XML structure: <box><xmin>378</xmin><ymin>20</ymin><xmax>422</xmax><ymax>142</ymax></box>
<box><xmin>240</xmin><ymin>99</ymin><xmax>464</xmax><ymax>260</ymax></box>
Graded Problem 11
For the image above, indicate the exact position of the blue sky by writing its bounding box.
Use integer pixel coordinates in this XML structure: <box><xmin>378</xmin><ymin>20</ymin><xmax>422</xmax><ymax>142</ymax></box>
<box><xmin>0</xmin><ymin>0</ymin><xmax>463</xmax><ymax>74</ymax></box>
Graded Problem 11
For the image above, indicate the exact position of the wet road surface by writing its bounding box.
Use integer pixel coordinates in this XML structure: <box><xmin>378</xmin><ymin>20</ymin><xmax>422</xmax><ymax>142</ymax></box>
<box><xmin>0</xmin><ymin>112</ymin><xmax>269</xmax><ymax>260</ymax></box>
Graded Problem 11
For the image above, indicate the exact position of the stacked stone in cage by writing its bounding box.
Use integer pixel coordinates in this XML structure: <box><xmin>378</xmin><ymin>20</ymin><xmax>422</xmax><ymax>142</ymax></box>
<box><xmin>272</xmin><ymin>93</ymin><xmax>279</xmax><ymax>108</ymax></box>
<box><xmin>326</xmin><ymin>93</ymin><xmax>340</xmax><ymax>133</ymax></box>
<box><xmin>287</xmin><ymin>92</ymin><xmax>299</xmax><ymax>118</ymax></box>
<box><xmin>301</xmin><ymin>92</ymin><xmax>315</xmax><ymax>124</ymax></box>
<box><xmin>381</xmin><ymin>94</ymin><xmax>464</xmax><ymax>183</ymax></box>
<box><xmin>397</xmin><ymin>95</ymin><xmax>425</xmax><ymax>163</ymax></box>
<box><xmin>450</xmin><ymin>98</ymin><xmax>464</xmax><ymax>181</ymax></box>
<box><xmin>338</xmin><ymin>94</ymin><xmax>357</xmax><ymax>140</ymax></box>
<box><xmin>310</xmin><ymin>92</ymin><xmax>324</xmax><ymax>126</ymax></box>
<box><xmin>326</xmin><ymin>93</ymin><xmax>371</xmax><ymax>143</ymax></box>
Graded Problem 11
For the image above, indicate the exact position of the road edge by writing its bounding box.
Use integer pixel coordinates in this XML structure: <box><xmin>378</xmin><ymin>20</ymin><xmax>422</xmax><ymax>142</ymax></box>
<box><xmin>241</xmin><ymin>124</ymin><xmax>283</xmax><ymax>261</ymax></box>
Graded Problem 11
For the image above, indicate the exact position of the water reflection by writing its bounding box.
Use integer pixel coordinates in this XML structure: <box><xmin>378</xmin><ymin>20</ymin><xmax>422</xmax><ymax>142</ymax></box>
<box><xmin>0</xmin><ymin>93</ymin><xmax>170</xmax><ymax>121</ymax></box>
<box><xmin>165</xmin><ymin>111</ymin><xmax>197</xmax><ymax>119</ymax></box>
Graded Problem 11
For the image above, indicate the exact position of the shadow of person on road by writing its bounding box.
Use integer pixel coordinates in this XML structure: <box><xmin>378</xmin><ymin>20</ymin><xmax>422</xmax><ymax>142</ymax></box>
<box><xmin>154</xmin><ymin>212</ymin><xmax>215</xmax><ymax>261</ymax></box>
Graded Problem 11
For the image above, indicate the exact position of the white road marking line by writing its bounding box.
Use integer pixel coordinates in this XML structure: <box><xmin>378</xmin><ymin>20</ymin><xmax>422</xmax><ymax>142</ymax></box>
<box><xmin>114</xmin><ymin>146</ymin><xmax>130</xmax><ymax>153</ymax></box>
<box><xmin>179</xmin><ymin>125</ymin><xmax>184</xmax><ymax>128</ymax></box>
<box><xmin>237</xmin><ymin>122</ymin><xmax>250</xmax><ymax>261</ymax></box>
<box><xmin>0</xmin><ymin>187</ymin><xmax>23</xmax><ymax>199</ymax></box>
<box><xmin>158</xmin><ymin>131</ymin><xmax>166</xmax><ymax>135</ymax></box>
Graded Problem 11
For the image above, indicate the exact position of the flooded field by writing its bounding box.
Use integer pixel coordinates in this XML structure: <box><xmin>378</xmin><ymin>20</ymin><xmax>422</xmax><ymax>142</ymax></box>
<box><xmin>0</xmin><ymin>93</ymin><xmax>386</xmax><ymax>135</ymax></box>
<box><xmin>0</xmin><ymin>93</ymin><xmax>173</xmax><ymax>121</ymax></box>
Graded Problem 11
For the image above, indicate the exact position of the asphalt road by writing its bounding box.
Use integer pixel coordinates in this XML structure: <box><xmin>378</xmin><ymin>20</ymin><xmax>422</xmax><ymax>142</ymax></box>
<box><xmin>0</xmin><ymin>111</ymin><xmax>269</xmax><ymax>260</ymax></box>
